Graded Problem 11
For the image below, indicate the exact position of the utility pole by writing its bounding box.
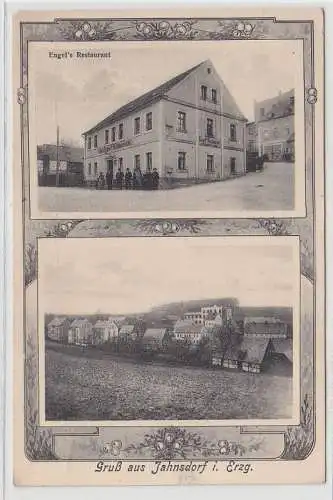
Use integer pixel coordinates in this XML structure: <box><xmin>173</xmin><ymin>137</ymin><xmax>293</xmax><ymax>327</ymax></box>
<box><xmin>56</xmin><ymin>125</ymin><xmax>60</xmax><ymax>187</ymax></box>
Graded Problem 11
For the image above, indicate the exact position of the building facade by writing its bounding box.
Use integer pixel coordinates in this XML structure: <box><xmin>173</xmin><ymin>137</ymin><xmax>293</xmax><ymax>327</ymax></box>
<box><xmin>83</xmin><ymin>60</ymin><xmax>247</xmax><ymax>187</ymax></box>
<box><xmin>255</xmin><ymin>89</ymin><xmax>295</xmax><ymax>162</ymax></box>
<box><xmin>243</xmin><ymin>317</ymin><xmax>287</xmax><ymax>339</ymax></box>
<box><xmin>47</xmin><ymin>317</ymin><xmax>71</xmax><ymax>342</ymax></box>
<box><xmin>245</xmin><ymin>121</ymin><xmax>257</xmax><ymax>153</ymax></box>
<box><xmin>92</xmin><ymin>318</ymin><xmax>119</xmax><ymax>345</ymax></box>
<box><xmin>68</xmin><ymin>319</ymin><xmax>93</xmax><ymax>345</ymax></box>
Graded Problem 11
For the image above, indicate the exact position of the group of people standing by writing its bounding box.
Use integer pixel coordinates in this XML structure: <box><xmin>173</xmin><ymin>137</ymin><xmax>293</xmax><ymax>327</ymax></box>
<box><xmin>96</xmin><ymin>166</ymin><xmax>160</xmax><ymax>191</ymax></box>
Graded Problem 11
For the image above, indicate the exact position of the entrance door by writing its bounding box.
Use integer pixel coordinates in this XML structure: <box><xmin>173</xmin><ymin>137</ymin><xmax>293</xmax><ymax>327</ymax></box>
<box><xmin>107</xmin><ymin>159</ymin><xmax>113</xmax><ymax>179</ymax></box>
<box><xmin>230</xmin><ymin>157</ymin><xmax>236</xmax><ymax>175</ymax></box>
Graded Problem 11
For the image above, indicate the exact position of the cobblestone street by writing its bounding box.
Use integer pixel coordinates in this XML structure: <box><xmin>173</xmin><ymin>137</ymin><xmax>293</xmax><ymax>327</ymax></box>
<box><xmin>38</xmin><ymin>162</ymin><xmax>294</xmax><ymax>214</ymax></box>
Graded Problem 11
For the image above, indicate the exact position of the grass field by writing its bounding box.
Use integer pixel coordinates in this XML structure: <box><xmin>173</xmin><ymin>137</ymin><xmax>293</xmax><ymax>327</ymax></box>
<box><xmin>45</xmin><ymin>344</ymin><xmax>292</xmax><ymax>421</ymax></box>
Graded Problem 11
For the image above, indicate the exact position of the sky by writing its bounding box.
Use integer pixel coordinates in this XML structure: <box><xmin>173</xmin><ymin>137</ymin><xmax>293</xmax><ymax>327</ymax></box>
<box><xmin>29</xmin><ymin>39</ymin><xmax>301</xmax><ymax>147</ymax></box>
<box><xmin>39</xmin><ymin>237</ymin><xmax>297</xmax><ymax>315</ymax></box>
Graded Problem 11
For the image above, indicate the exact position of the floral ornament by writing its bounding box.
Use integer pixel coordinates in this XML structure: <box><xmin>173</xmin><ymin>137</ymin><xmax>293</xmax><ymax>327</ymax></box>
<box><xmin>75</xmin><ymin>22</ymin><xmax>97</xmax><ymax>40</ymax></box>
<box><xmin>232</xmin><ymin>22</ymin><xmax>254</xmax><ymax>38</ymax></box>
<box><xmin>256</xmin><ymin>218</ymin><xmax>289</xmax><ymax>236</ymax></box>
<box><xmin>281</xmin><ymin>394</ymin><xmax>314</xmax><ymax>460</ymax></box>
<box><xmin>307</xmin><ymin>87</ymin><xmax>318</xmax><ymax>104</ymax></box>
<box><xmin>100</xmin><ymin>440</ymin><xmax>123</xmax><ymax>457</ymax></box>
<box><xmin>124</xmin><ymin>427</ymin><xmax>207</xmax><ymax>459</ymax></box>
<box><xmin>17</xmin><ymin>87</ymin><xmax>26</xmax><ymax>105</ymax></box>
<box><xmin>134</xmin><ymin>219</ymin><xmax>208</xmax><ymax>235</ymax></box>
<box><xmin>134</xmin><ymin>20</ymin><xmax>198</xmax><ymax>40</ymax></box>
<box><xmin>45</xmin><ymin>220</ymin><xmax>82</xmax><ymax>238</ymax></box>
<box><xmin>123</xmin><ymin>427</ymin><xmax>262</xmax><ymax>459</ymax></box>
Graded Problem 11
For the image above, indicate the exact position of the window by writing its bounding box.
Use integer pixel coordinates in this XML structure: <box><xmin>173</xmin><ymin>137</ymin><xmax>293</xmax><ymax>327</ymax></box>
<box><xmin>94</xmin><ymin>162</ymin><xmax>98</xmax><ymax>176</ymax></box>
<box><xmin>146</xmin><ymin>112</ymin><xmax>152</xmax><ymax>131</ymax></box>
<box><xmin>134</xmin><ymin>117</ymin><xmax>140</xmax><ymax>135</ymax></box>
<box><xmin>178</xmin><ymin>151</ymin><xmax>186</xmax><ymax>170</ymax></box>
<box><xmin>230</xmin><ymin>124</ymin><xmax>236</xmax><ymax>141</ymax></box>
<box><xmin>119</xmin><ymin>157</ymin><xmax>123</xmax><ymax>171</ymax></box>
<box><xmin>134</xmin><ymin>154</ymin><xmax>140</xmax><ymax>169</ymax></box>
<box><xmin>105</xmin><ymin>129</ymin><xmax>109</xmax><ymax>144</ymax></box>
<box><xmin>230</xmin><ymin>157</ymin><xmax>236</xmax><ymax>174</ymax></box>
<box><xmin>260</xmin><ymin>107</ymin><xmax>265</xmax><ymax>118</ymax></box>
<box><xmin>88</xmin><ymin>136</ymin><xmax>92</xmax><ymax>149</ymax></box>
<box><xmin>206</xmin><ymin>118</ymin><xmax>214</xmax><ymax>137</ymax></box>
<box><xmin>88</xmin><ymin>163</ymin><xmax>92</xmax><ymax>175</ymax></box>
<box><xmin>93</xmin><ymin>135</ymin><xmax>98</xmax><ymax>148</ymax></box>
<box><xmin>211</xmin><ymin>88</ymin><xmax>217</xmax><ymax>103</ymax></box>
<box><xmin>119</xmin><ymin>123</ymin><xmax>124</xmax><ymax>140</ymax></box>
<box><xmin>146</xmin><ymin>152</ymin><xmax>152</xmax><ymax>172</ymax></box>
<box><xmin>177</xmin><ymin>111</ymin><xmax>186</xmax><ymax>132</ymax></box>
<box><xmin>273</xmin><ymin>127</ymin><xmax>279</xmax><ymax>139</ymax></box>
<box><xmin>111</xmin><ymin>127</ymin><xmax>116</xmax><ymax>142</ymax></box>
<box><xmin>289</xmin><ymin>96</ymin><xmax>294</xmax><ymax>106</ymax></box>
<box><xmin>201</xmin><ymin>85</ymin><xmax>207</xmax><ymax>100</ymax></box>
<box><xmin>207</xmin><ymin>155</ymin><xmax>214</xmax><ymax>172</ymax></box>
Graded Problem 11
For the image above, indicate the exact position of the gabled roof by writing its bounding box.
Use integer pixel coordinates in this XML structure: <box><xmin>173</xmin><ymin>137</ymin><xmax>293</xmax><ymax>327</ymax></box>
<box><xmin>174</xmin><ymin>321</ymin><xmax>203</xmax><ymax>334</ymax></box>
<box><xmin>256</xmin><ymin>89</ymin><xmax>294</xmax><ymax>122</ymax></box>
<box><xmin>94</xmin><ymin>318</ymin><xmax>119</xmax><ymax>329</ymax></box>
<box><xmin>144</xmin><ymin>328</ymin><xmax>167</xmax><ymax>340</ymax></box>
<box><xmin>241</xmin><ymin>338</ymin><xmax>271</xmax><ymax>364</ymax></box>
<box><xmin>83</xmin><ymin>62</ymin><xmax>203</xmax><ymax>135</ymax></box>
<box><xmin>70</xmin><ymin>318</ymin><xmax>91</xmax><ymax>328</ymax></box>
<box><xmin>48</xmin><ymin>317</ymin><xmax>67</xmax><ymax>327</ymax></box>
<box><xmin>119</xmin><ymin>324</ymin><xmax>135</xmax><ymax>334</ymax></box>
<box><xmin>272</xmin><ymin>339</ymin><xmax>293</xmax><ymax>363</ymax></box>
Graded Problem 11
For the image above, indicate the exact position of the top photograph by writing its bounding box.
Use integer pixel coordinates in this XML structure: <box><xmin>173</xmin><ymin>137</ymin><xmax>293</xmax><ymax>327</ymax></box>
<box><xmin>26</xmin><ymin>33</ymin><xmax>306</xmax><ymax>219</ymax></box>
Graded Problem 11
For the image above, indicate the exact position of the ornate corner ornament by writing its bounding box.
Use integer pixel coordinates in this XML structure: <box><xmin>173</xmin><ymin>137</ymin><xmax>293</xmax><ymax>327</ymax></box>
<box><xmin>134</xmin><ymin>219</ymin><xmax>209</xmax><ymax>235</ymax></box>
<box><xmin>307</xmin><ymin>87</ymin><xmax>318</xmax><ymax>104</ymax></box>
<box><xmin>17</xmin><ymin>87</ymin><xmax>27</xmax><ymax>105</ymax></box>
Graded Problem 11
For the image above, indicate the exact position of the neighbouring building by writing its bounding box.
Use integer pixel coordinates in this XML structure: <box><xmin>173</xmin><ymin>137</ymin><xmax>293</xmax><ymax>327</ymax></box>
<box><xmin>271</xmin><ymin>338</ymin><xmax>293</xmax><ymax>364</ymax></box>
<box><xmin>255</xmin><ymin>89</ymin><xmax>295</xmax><ymax>162</ymax></box>
<box><xmin>92</xmin><ymin>317</ymin><xmax>119</xmax><ymax>345</ymax></box>
<box><xmin>119</xmin><ymin>324</ymin><xmax>136</xmax><ymax>341</ymax></box>
<box><xmin>173</xmin><ymin>320</ymin><xmax>205</xmax><ymax>344</ymax></box>
<box><xmin>37</xmin><ymin>144</ymin><xmax>84</xmax><ymax>186</ymax></box>
<box><xmin>245</xmin><ymin>121</ymin><xmax>257</xmax><ymax>153</ymax></box>
<box><xmin>68</xmin><ymin>319</ymin><xmax>93</xmax><ymax>345</ymax></box>
<box><xmin>240</xmin><ymin>338</ymin><xmax>274</xmax><ymax>373</ymax></box>
<box><xmin>142</xmin><ymin>328</ymin><xmax>168</xmax><ymax>350</ymax></box>
<box><xmin>82</xmin><ymin>59</ymin><xmax>247</xmax><ymax>188</ymax></box>
<box><xmin>47</xmin><ymin>317</ymin><xmax>71</xmax><ymax>342</ymax></box>
<box><xmin>244</xmin><ymin>317</ymin><xmax>288</xmax><ymax>339</ymax></box>
<box><xmin>184</xmin><ymin>304</ymin><xmax>233</xmax><ymax>326</ymax></box>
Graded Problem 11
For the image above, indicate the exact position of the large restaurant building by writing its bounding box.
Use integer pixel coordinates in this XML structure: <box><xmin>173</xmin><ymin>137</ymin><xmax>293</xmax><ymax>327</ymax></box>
<box><xmin>82</xmin><ymin>60</ymin><xmax>247</xmax><ymax>187</ymax></box>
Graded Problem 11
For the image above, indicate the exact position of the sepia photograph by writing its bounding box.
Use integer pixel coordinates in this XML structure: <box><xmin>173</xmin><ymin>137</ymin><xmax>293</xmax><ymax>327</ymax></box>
<box><xmin>28</xmin><ymin>39</ymin><xmax>304</xmax><ymax>218</ymax></box>
<box><xmin>38</xmin><ymin>236</ymin><xmax>300</xmax><ymax>425</ymax></box>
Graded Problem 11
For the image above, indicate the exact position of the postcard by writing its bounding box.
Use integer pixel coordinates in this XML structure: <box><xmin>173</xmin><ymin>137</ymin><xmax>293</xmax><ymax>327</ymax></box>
<box><xmin>11</xmin><ymin>6</ymin><xmax>325</xmax><ymax>487</ymax></box>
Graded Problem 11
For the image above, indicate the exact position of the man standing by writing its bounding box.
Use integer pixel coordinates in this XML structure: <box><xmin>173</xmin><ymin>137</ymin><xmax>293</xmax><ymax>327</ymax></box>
<box><xmin>106</xmin><ymin>168</ymin><xmax>113</xmax><ymax>190</ymax></box>
<box><xmin>125</xmin><ymin>168</ymin><xmax>132</xmax><ymax>190</ymax></box>
<box><xmin>115</xmin><ymin>167</ymin><xmax>124</xmax><ymax>190</ymax></box>
<box><xmin>152</xmin><ymin>168</ymin><xmax>159</xmax><ymax>190</ymax></box>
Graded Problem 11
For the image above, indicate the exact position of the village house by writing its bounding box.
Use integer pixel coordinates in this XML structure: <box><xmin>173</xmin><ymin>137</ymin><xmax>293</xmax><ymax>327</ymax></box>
<box><xmin>271</xmin><ymin>338</ymin><xmax>293</xmax><ymax>364</ymax></box>
<box><xmin>92</xmin><ymin>317</ymin><xmax>120</xmax><ymax>345</ymax></box>
<box><xmin>244</xmin><ymin>317</ymin><xmax>288</xmax><ymax>339</ymax></box>
<box><xmin>239</xmin><ymin>337</ymin><xmax>274</xmax><ymax>373</ymax></box>
<box><xmin>142</xmin><ymin>328</ymin><xmax>168</xmax><ymax>350</ymax></box>
<box><xmin>118</xmin><ymin>324</ymin><xmax>136</xmax><ymax>341</ymax></box>
<box><xmin>68</xmin><ymin>318</ymin><xmax>93</xmax><ymax>345</ymax></box>
<box><xmin>37</xmin><ymin>144</ymin><xmax>84</xmax><ymax>187</ymax></box>
<box><xmin>173</xmin><ymin>320</ymin><xmax>206</xmax><ymax>344</ymax></box>
<box><xmin>83</xmin><ymin>60</ymin><xmax>247</xmax><ymax>188</ymax></box>
<box><xmin>255</xmin><ymin>89</ymin><xmax>295</xmax><ymax>162</ymax></box>
<box><xmin>46</xmin><ymin>317</ymin><xmax>71</xmax><ymax>343</ymax></box>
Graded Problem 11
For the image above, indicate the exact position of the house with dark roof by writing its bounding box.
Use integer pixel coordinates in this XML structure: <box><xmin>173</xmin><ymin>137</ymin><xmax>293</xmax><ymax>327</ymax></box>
<box><xmin>82</xmin><ymin>60</ymin><xmax>247</xmax><ymax>187</ymax></box>
<box><xmin>37</xmin><ymin>144</ymin><xmax>84</xmax><ymax>186</ymax></box>
<box><xmin>244</xmin><ymin>317</ymin><xmax>287</xmax><ymax>339</ymax></box>
<box><xmin>47</xmin><ymin>316</ymin><xmax>71</xmax><ymax>343</ymax></box>
<box><xmin>239</xmin><ymin>337</ymin><xmax>274</xmax><ymax>373</ymax></box>
<box><xmin>254</xmin><ymin>89</ymin><xmax>295</xmax><ymax>162</ymax></box>
<box><xmin>142</xmin><ymin>328</ymin><xmax>168</xmax><ymax>350</ymax></box>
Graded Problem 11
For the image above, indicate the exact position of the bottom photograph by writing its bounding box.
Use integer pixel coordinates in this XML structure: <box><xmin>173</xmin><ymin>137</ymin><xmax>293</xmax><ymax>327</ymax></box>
<box><xmin>38</xmin><ymin>236</ymin><xmax>300</xmax><ymax>425</ymax></box>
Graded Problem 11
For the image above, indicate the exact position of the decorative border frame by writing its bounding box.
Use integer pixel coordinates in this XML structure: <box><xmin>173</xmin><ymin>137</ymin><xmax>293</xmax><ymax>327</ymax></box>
<box><xmin>18</xmin><ymin>14</ymin><xmax>319</xmax><ymax>467</ymax></box>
